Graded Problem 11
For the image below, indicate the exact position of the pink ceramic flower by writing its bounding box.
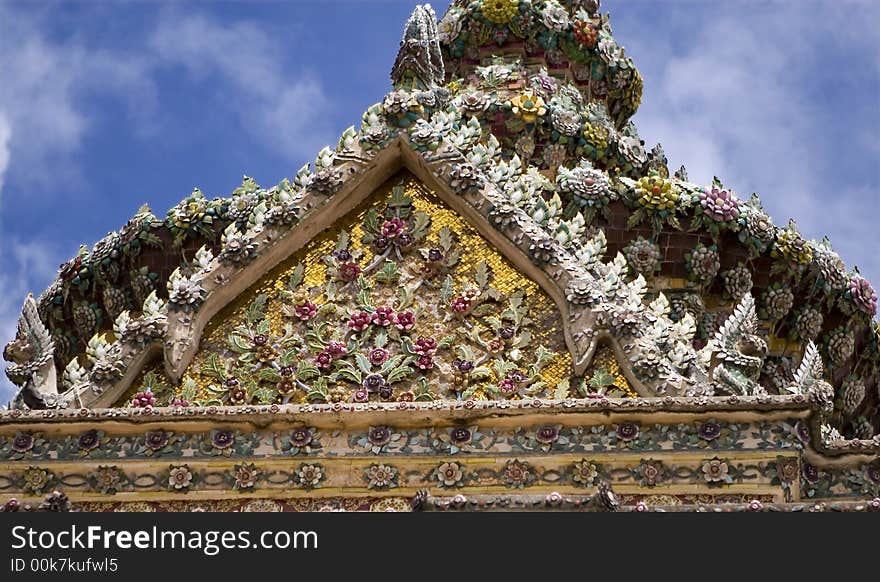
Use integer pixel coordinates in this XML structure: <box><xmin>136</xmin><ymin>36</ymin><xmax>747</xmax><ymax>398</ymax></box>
<box><xmin>315</xmin><ymin>352</ymin><xmax>333</xmax><ymax>369</ymax></box>
<box><xmin>850</xmin><ymin>276</ymin><xmax>878</xmax><ymax>316</ymax></box>
<box><xmin>294</xmin><ymin>302</ymin><xmax>317</xmax><ymax>321</ymax></box>
<box><xmin>325</xmin><ymin>341</ymin><xmax>348</xmax><ymax>356</ymax></box>
<box><xmin>380</xmin><ymin>218</ymin><xmax>405</xmax><ymax>238</ymax></box>
<box><xmin>339</xmin><ymin>262</ymin><xmax>362</xmax><ymax>281</ymax></box>
<box><xmin>699</xmin><ymin>187</ymin><xmax>740</xmax><ymax>222</ymax></box>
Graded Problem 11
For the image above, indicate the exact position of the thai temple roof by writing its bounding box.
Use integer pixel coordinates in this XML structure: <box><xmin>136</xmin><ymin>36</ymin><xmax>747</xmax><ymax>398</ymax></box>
<box><xmin>3</xmin><ymin>0</ymin><xmax>879</xmax><ymax>454</ymax></box>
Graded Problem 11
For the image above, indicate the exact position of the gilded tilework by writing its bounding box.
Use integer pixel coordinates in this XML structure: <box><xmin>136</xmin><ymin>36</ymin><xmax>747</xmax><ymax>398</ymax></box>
<box><xmin>177</xmin><ymin>171</ymin><xmax>571</xmax><ymax>406</ymax></box>
<box><xmin>582</xmin><ymin>344</ymin><xmax>637</xmax><ymax>398</ymax></box>
<box><xmin>114</xmin><ymin>359</ymin><xmax>174</xmax><ymax>408</ymax></box>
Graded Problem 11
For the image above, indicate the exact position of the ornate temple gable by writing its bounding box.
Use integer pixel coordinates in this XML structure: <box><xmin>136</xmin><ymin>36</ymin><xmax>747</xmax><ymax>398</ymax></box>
<box><xmin>3</xmin><ymin>0</ymin><xmax>879</xmax><ymax>451</ymax></box>
<box><xmin>167</xmin><ymin>172</ymin><xmax>572</xmax><ymax>407</ymax></box>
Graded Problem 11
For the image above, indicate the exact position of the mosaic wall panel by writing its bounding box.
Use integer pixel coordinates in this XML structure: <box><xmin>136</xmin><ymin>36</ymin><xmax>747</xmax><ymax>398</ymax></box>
<box><xmin>126</xmin><ymin>173</ymin><xmax>573</xmax><ymax>408</ymax></box>
<box><xmin>0</xmin><ymin>418</ymin><xmax>807</xmax><ymax>463</ymax></box>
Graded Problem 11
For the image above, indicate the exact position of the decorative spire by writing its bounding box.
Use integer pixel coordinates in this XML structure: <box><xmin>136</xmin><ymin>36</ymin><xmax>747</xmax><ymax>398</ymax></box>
<box><xmin>648</xmin><ymin>143</ymin><xmax>669</xmax><ymax>178</ymax></box>
<box><xmin>391</xmin><ymin>4</ymin><xmax>445</xmax><ymax>90</ymax></box>
<box><xmin>437</xmin><ymin>1</ymin><xmax>643</xmax><ymax>129</ymax></box>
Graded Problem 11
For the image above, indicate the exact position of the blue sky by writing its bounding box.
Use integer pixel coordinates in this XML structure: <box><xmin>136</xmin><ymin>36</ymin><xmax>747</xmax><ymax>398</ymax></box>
<box><xmin>1</xmin><ymin>0</ymin><xmax>878</xmax><ymax>405</ymax></box>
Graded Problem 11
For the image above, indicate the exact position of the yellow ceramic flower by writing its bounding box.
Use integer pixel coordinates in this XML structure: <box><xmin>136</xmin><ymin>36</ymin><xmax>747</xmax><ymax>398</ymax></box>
<box><xmin>290</xmin><ymin>289</ymin><xmax>311</xmax><ymax>305</ymax></box>
<box><xmin>583</xmin><ymin>122</ymin><xmax>609</xmax><ymax>150</ymax></box>
<box><xmin>482</xmin><ymin>0</ymin><xmax>519</xmax><ymax>24</ymax></box>
<box><xmin>624</xmin><ymin>69</ymin><xmax>643</xmax><ymax>113</ymax></box>
<box><xmin>508</xmin><ymin>90</ymin><xmax>547</xmax><ymax>123</ymax></box>
<box><xmin>172</xmin><ymin>199</ymin><xmax>206</xmax><ymax>229</ymax></box>
<box><xmin>773</xmin><ymin>229</ymin><xmax>813</xmax><ymax>265</ymax></box>
<box><xmin>636</xmin><ymin>175</ymin><xmax>678</xmax><ymax>210</ymax></box>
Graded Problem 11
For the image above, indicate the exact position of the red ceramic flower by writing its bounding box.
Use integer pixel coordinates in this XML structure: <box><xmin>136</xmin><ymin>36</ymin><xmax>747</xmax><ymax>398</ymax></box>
<box><xmin>369</xmin><ymin>348</ymin><xmax>389</xmax><ymax>365</ymax></box>
<box><xmin>372</xmin><ymin>306</ymin><xmax>395</xmax><ymax>327</ymax></box>
<box><xmin>573</xmin><ymin>19</ymin><xmax>598</xmax><ymax>47</ymax></box>
<box><xmin>414</xmin><ymin>337</ymin><xmax>436</xmax><ymax>355</ymax></box>
<box><xmin>294</xmin><ymin>302</ymin><xmax>318</xmax><ymax>321</ymax></box>
<box><xmin>339</xmin><ymin>262</ymin><xmax>362</xmax><ymax>281</ymax></box>
<box><xmin>325</xmin><ymin>341</ymin><xmax>348</xmax><ymax>357</ymax></box>
<box><xmin>348</xmin><ymin>311</ymin><xmax>372</xmax><ymax>331</ymax></box>
<box><xmin>315</xmin><ymin>352</ymin><xmax>333</xmax><ymax>369</ymax></box>
<box><xmin>394</xmin><ymin>311</ymin><xmax>415</xmax><ymax>330</ymax></box>
<box><xmin>380</xmin><ymin>218</ymin><xmax>405</xmax><ymax>238</ymax></box>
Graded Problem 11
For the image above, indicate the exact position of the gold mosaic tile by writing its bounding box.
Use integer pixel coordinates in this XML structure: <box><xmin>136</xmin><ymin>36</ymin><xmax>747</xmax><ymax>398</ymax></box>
<box><xmin>583</xmin><ymin>344</ymin><xmax>637</xmax><ymax>398</ymax></box>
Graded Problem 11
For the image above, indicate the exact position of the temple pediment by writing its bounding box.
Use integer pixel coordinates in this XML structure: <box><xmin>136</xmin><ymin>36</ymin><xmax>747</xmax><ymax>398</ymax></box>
<box><xmin>146</xmin><ymin>169</ymin><xmax>575</xmax><ymax>407</ymax></box>
<box><xmin>2</xmin><ymin>1</ymin><xmax>878</xmax><ymax>512</ymax></box>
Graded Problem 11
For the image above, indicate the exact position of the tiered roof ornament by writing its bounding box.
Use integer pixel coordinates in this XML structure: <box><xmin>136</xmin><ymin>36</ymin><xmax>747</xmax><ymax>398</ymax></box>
<box><xmin>391</xmin><ymin>4</ymin><xmax>446</xmax><ymax>90</ymax></box>
<box><xmin>3</xmin><ymin>1</ymin><xmax>879</xmax><ymax>460</ymax></box>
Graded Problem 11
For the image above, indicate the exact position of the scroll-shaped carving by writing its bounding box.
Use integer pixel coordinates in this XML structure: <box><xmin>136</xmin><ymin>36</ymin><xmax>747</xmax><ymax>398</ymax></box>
<box><xmin>701</xmin><ymin>293</ymin><xmax>767</xmax><ymax>396</ymax></box>
<box><xmin>787</xmin><ymin>341</ymin><xmax>834</xmax><ymax>416</ymax></box>
<box><xmin>3</xmin><ymin>294</ymin><xmax>59</xmax><ymax>408</ymax></box>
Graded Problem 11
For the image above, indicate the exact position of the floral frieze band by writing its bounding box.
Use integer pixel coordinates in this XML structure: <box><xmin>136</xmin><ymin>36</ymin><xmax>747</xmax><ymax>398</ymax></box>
<box><xmin>1</xmin><ymin>418</ymin><xmax>806</xmax><ymax>462</ymax></box>
<box><xmin>3</xmin><ymin>454</ymin><xmax>807</xmax><ymax>500</ymax></box>
<box><xmin>8</xmin><ymin>452</ymin><xmax>877</xmax><ymax>502</ymax></box>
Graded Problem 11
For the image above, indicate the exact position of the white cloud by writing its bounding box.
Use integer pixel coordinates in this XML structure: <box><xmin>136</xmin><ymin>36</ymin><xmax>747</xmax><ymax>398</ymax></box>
<box><xmin>0</xmin><ymin>240</ymin><xmax>61</xmax><ymax>329</ymax></box>
<box><xmin>0</xmin><ymin>5</ymin><xmax>157</xmax><ymax>194</ymax></box>
<box><xmin>148</xmin><ymin>13</ymin><xmax>332</xmax><ymax>161</ymax></box>
<box><xmin>0</xmin><ymin>3</ymin><xmax>160</xmax><ymax>404</ymax></box>
<box><xmin>0</xmin><ymin>113</ymin><xmax>9</xmax><ymax>193</ymax></box>
<box><xmin>0</xmin><ymin>4</ymin><xmax>331</xmax><ymax>200</ymax></box>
